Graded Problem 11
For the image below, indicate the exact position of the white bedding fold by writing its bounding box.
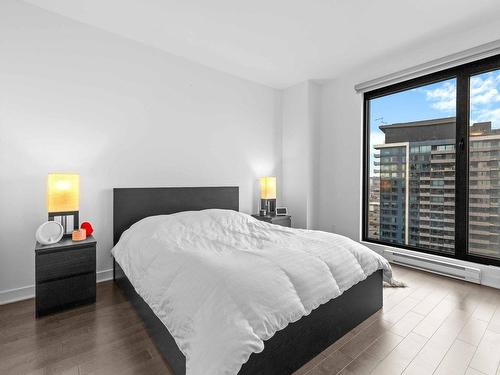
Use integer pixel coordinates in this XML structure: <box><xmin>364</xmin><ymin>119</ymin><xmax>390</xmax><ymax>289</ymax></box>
<box><xmin>111</xmin><ymin>209</ymin><xmax>391</xmax><ymax>375</ymax></box>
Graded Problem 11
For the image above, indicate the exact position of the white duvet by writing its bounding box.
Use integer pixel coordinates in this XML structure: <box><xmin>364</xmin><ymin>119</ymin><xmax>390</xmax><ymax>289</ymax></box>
<box><xmin>111</xmin><ymin>209</ymin><xmax>392</xmax><ymax>375</ymax></box>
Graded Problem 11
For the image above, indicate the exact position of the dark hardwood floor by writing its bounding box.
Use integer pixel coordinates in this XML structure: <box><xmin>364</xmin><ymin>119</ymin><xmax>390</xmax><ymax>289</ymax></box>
<box><xmin>0</xmin><ymin>280</ymin><xmax>173</xmax><ymax>375</ymax></box>
<box><xmin>1</xmin><ymin>265</ymin><xmax>499</xmax><ymax>375</ymax></box>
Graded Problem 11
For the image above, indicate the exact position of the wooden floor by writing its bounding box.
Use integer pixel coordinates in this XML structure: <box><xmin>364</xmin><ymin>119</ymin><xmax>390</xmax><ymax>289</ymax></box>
<box><xmin>1</xmin><ymin>265</ymin><xmax>500</xmax><ymax>375</ymax></box>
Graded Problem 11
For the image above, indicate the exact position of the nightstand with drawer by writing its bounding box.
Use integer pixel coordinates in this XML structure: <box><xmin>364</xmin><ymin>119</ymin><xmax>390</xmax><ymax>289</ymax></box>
<box><xmin>251</xmin><ymin>214</ymin><xmax>292</xmax><ymax>228</ymax></box>
<box><xmin>35</xmin><ymin>236</ymin><xmax>96</xmax><ymax>317</ymax></box>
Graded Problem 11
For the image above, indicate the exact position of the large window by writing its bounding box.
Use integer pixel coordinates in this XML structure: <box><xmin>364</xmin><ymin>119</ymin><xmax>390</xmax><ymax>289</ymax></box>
<box><xmin>363</xmin><ymin>54</ymin><xmax>500</xmax><ymax>266</ymax></box>
<box><xmin>468</xmin><ymin>69</ymin><xmax>500</xmax><ymax>260</ymax></box>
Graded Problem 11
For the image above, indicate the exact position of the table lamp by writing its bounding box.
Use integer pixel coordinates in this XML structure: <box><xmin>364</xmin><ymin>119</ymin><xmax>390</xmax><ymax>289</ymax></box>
<box><xmin>47</xmin><ymin>173</ymin><xmax>80</xmax><ymax>235</ymax></box>
<box><xmin>260</xmin><ymin>176</ymin><xmax>276</xmax><ymax>215</ymax></box>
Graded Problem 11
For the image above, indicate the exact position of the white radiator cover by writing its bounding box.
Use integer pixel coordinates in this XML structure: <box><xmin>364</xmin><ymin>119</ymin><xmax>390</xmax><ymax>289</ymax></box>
<box><xmin>384</xmin><ymin>250</ymin><xmax>481</xmax><ymax>284</ymax></box>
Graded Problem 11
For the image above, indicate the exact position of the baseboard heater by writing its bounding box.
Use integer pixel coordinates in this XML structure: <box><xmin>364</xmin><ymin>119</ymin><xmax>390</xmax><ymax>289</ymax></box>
<box><xmin>384</xmin><ymin>250</ymin><xmax>481</xmax><ymax>284</ymax></box>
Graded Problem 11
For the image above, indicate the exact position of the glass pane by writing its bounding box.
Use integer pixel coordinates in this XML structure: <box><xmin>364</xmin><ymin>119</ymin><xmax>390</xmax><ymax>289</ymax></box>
<box><xmin>367</xmin><ymin>78</ymin><xmax>457</xmax><ymax>255</ymax></box>
<box><xmin>468</xmin><ymin>69</ymin><xmax>500</xmax><ymax>260</ymax></box>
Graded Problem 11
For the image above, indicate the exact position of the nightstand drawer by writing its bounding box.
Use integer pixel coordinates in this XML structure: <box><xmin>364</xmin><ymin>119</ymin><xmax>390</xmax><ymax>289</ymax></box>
<box><xmin>36</xmin><ymin>272</ymin><xmax>96</xmax><ymax>317</ymax></box>
<box><xmin>36</xmin><ymin>246</ymin><xmax>96</xmax><ymax>283</ymax></box>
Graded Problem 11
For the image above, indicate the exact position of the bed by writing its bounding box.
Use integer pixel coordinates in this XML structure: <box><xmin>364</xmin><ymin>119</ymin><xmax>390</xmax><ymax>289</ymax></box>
<box><xmin>112</xmin><ymin>186</ymin><xmax>387</xmax><ymax>375</ymax></box>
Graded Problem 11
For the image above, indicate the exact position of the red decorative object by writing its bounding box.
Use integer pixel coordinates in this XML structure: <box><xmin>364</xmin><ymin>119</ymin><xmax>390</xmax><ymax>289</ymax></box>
<box><xmin>80</xmin><ymin>222</ymin><xmax>94</xmax><ymax>236</ymax></box>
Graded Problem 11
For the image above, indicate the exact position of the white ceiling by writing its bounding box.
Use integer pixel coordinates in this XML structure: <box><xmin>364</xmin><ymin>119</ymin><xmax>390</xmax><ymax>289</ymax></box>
<box><xmin>24</xmin><ymin>0</ymin><xmax>500</xmax><ymax>88</ymax></box>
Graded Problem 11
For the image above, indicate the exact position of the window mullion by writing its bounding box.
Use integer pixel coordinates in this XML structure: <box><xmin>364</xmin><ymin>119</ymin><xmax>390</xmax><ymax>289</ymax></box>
<box><xmin>455</xmin><ymin>73</ymin><xmax>469</xmax><ymax>261</ymax></box>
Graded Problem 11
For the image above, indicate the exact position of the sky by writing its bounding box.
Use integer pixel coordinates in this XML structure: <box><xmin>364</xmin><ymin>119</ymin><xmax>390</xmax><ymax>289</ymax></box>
<box><xmin>368</xmin><ymin>70</ymin><xmax>500</xmax><ymax>176</ymax></box>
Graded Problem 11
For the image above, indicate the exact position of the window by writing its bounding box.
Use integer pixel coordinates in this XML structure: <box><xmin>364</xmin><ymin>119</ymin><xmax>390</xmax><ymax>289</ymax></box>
<box><xmin>363</xmin><ymin>54</ymin><xmax>500</xmax><ymax>266</ymax></box>
<box><xmin>366</xmin><ymin>78</ymin><xmax>456</xmax><ymax>254</ymax></box>
<box><xmin>468</xmin><ymin>68</ymin><xmax>500</xmax><ymax>260</ymax></box>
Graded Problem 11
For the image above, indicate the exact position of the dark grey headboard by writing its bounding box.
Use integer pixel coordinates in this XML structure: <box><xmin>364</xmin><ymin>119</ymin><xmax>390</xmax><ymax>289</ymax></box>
<box><xmin>113</xmin><ymin>186</ymin><xmax>239</xmax><ymax>245</ymax></box>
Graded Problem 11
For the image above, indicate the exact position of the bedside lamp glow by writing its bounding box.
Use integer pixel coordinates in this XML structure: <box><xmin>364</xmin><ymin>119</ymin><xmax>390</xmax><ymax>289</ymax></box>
<box><xmin>259</xmin><ymin>176</ymin><xmax>277</xmax><ymax>215</ymax></box>
<box><xmin>47</xmin><ymin>173</ymin><xmax>80</xmax><ymax>235</ymax></box>
<box><xmin>47</xmin><ymin>173</ymin><xmax>79</xmax><ymax>212</ymax></box>
<box><xmin>260</xmin><ymin>176</ymin><xmax>276</xmax><ymax>199</ymax></box>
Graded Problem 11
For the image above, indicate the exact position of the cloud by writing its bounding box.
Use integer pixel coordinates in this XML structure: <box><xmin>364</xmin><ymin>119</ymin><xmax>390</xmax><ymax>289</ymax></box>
<box><xmin>470</xmin><ymin>71</ymin><xmax>500</xmax><ymax>128</ymax></box>
<box><xmin>424</xmin><ymin>81</ymin><xmax>456</xmax><ymax>112</ymax></box>
<box><xmin>470</xmin><ymin>73</ymin><xmax>500</xmax><ymax>108</ymax></box>
<box><xmin>422</xmin><ymin>72</ymin><xmax>500</xmax><ymax>129</ymax></box>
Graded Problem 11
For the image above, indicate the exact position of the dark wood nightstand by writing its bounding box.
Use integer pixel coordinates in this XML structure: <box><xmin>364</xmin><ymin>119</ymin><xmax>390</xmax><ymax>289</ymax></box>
<box><xmin>252</xmin><ymin>214</ymin><xmax>292</xmax><ymax>228</ymax></box>
<box><xmin>35</xmin><ymin>236</ymin><xmax>96</xmax><ymax>317</ymax></box>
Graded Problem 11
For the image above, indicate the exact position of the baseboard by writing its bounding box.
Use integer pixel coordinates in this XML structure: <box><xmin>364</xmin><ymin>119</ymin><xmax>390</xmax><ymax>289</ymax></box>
<box><xmin>96</xmin><ymin>268</ymin><xmax>113</xmax><ymax>283</ymax></box>
<box><xmin>0</xmin><ymin>268</ymin><xmax>114</xmax><ymax>305</ymax></box>
<box><xmin>0</xmin><ymin>285</ymin><xmax>35</xmax><ymax>305</ymax></box>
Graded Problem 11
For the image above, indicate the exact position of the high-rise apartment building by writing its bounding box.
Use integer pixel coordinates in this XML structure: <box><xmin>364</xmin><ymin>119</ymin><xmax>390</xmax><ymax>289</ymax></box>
<box><xmin>371</xmin><ymin>117</ymin><xmax>500</xmax><ymax>258</ymax></box>
<box><xmin>367</xmin><ymin>177</ymin><xmax>380</xmax><ymax>239</ymax></box>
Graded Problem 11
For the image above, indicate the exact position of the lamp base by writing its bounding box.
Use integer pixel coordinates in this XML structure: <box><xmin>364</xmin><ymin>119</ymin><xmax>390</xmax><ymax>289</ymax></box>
<box><xmin>48</xmin><ymin>211</ymin><xmax>79</xmax><ymax>236</ymax></box>
<box><xmin>260</xmin><ymin>199</ymin><xmax>276</xmax><ymax>216</ymax></box>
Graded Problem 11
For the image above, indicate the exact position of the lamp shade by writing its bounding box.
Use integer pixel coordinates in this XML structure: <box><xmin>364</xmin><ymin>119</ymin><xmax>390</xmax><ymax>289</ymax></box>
<box><xmin>47</xmin><ymin>173</ymin><xmax>80</xmax><ymax>213</ymax></box>
<box><xmin>259</xmin><ymin>176</ymin><xmax>276</xmax><ymax>199</ymax></box>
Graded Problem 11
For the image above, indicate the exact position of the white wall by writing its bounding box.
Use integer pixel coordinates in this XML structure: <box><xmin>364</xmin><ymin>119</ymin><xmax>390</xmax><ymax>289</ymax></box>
<box><xmin>316</xmin><ymin>77</ymin><xmax>361</xmax><ymax>238</ymax></box>
<box><xmin>281</xmin><ymin>81</ymin><xmax>320</xmax><ymax>229</ymax></box>
<box><xmin>0</xmin><ymin>0</ymin><xmax>282</xmax><ymax>303</ymax></box>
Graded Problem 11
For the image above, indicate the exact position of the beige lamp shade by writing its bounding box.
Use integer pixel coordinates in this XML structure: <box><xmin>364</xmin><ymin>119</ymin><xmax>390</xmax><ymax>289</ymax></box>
<box><xmin>47</xmin><ymin>173</ymin><xmax>80</xmax><ymax>212</ymax></box>
<box><xmin>259</xmin><ymin>176</ymin><xmax>276</xmax><ymax>199</ymax></box>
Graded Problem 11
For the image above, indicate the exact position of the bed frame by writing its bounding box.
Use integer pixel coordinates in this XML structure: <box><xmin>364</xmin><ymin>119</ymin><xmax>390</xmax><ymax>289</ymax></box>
<box><xmin>113</xmin><ymin>187</ymin><xmax>383</xmax><ymax>375</ymax></box>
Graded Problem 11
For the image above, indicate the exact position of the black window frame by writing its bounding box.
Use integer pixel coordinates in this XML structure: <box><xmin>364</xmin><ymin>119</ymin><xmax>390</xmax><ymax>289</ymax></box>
<box><xmin>362</xmin><ymin>53</ymin><xmax>500</xmax><ymax>267</ymax></box>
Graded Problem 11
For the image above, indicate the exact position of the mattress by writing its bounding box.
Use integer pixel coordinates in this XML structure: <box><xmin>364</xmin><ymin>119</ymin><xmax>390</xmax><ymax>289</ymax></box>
<box><xmin>111</xmin><ymin>209</ymin><xmax>392</xmax><ymax>375</ymax></box>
